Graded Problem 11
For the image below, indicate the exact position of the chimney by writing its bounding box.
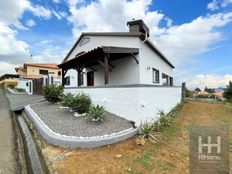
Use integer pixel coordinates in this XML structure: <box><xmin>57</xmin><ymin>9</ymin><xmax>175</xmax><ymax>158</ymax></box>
<box><xmin>127</xmin><ymin>19</ymin><xmax>150</xmax><ymax>38</ymax></box>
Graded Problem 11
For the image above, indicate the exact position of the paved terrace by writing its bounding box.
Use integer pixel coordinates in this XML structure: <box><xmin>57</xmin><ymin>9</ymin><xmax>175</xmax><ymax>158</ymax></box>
<box><xmin>6</xmin><ymin>93</ymin><xmax>45</xmax><ymax>111</ymax></box>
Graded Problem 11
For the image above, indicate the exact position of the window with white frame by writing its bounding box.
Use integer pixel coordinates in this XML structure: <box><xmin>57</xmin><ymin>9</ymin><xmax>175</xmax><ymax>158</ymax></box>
<box><xmin>152</xmin><ymin>68</ymin><xmax>159</xmax><ymax>83</ymax></box>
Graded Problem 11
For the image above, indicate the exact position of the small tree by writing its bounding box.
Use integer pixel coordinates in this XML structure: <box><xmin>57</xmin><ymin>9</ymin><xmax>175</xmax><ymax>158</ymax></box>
<box><xmin>185</xmin><ymin>88</ymin><xmax>193</xmax><ymax>98</ymax></box>
<box><xmin>204</xmin><ymin>86</ymin><xmax>215</xmax><ymax>93</ymax></box>
<box><xmin>194</xmin><ymin>87</ymin><xmax>201</xmax><ymax>92</ymax></box>
<box><xmin>223</xmin><ymin>81</ymin><xmax>232</xmax><ymax>99</ymax></box>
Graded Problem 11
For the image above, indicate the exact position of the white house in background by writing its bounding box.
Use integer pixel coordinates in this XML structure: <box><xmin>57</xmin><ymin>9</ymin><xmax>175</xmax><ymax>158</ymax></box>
<box><xmin>59</xmin><ymin>20</ymin><xmax>182</xmax><ymax>125</ymax></box>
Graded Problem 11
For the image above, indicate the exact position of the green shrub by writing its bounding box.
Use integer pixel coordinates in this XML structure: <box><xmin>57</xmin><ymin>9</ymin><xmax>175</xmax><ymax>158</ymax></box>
<box><xmin>43</xmin><ymin>85</ymin><xmax>63</xmax><ymax>103</ymax></box>
<box><xmin>60</xmin><ymin>93</ymin><xmax>75</xmax><ymax>107</ymax></box>
<box><xmin>225</xmin><ymin>98</ymin><xmax>232</xmax><ymax>103</ymax></box>
<box><xmin>139</xmin><ymin>120</ymin><xmax>158</xmax><ymax>143</ymax></box>
<box><xmin>195</xmin><ymin>94</ymin><xmax>209</xmax><ymax>98</ymax></box>
<box><xmin>15</xmin><ymin>88</ymin><xmax>25</xmax><ymax>92</ymax></box>
<box><xmin>70</xmin><ymin>93</ymin><xmax>91</xmax><ymax>114</ymax></box>
<box><xmin>158</xmin><ymin>110</ymin><xmax>172</xmax><ymax>128</ymax></box>
<box><xmin>88</xmin><ymin>105</ymin><xmax>105</xmax><ymax>121</ymax></box>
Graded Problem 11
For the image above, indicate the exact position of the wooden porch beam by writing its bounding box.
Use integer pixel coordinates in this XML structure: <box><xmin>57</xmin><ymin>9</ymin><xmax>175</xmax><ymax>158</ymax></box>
<box><xmin>61</xmin><ymin>69</ymin><xmax>67</xmax><ymax>86</ymax></box>
<box><xmin>97</xmin><ymin>60</ymin><xmax>112</xmax><ymax>71</ymax></box>
<box><xmin>104</xmin><ymin>54</ymin><xmax>109</xmax><ymax>85</ymax></box>
<box><xmin>131</xmin><ymin>53</ymin><xmax>139</xmax><ymax>64</ymax></box>
<box><xmin>108</xmin><ymin>62</ymin><xmax>115</xmax><ymax>69</ymax></box>
<box><xmin>89</xmin><ymin>67</ymin><xmax>97</xmax><ymax>72</ymax></box>
<box><xmin>77</xmin><ymin>65</ymin><xmax>81</xmax><ymax>86</ymax></box>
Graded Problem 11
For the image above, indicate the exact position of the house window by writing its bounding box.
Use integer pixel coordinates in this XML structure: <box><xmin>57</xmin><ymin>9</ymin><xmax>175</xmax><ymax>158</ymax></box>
<box><xmin>169</xmin><ymin>77</ymin><xmax>173</xmax><ymax>86</ymax></box>
<box><xmin>65</xmin><ymin>76</ymin><xmax>70</xmax><ymax>85</ymax></box>
<box><xmin>162</xmin><ymin>73</ymin><xmax>169</xmax><ymax>86</ymax></box>
<box><xmin>51</xmin><ymin>76</ymin><xmax>54</xmax><ymax>85</ymax></box>
<box><xmin>79</xmin><ymin>37</ymin><xmax>90</xmax><ymax>46</ymax></box>
<box><xmin>152</xmin><ymin>68</ymin><xmax>159</xmax><ymax>83</ymax></box>
<box><xmin>39</xmin><ymin>69</ymin><xmax>48</xmax><ymax>75</ymax></box>
<box><xmin>58</xmin><ymin>71</ymin><xmax>61</xmax><ymax>76</ymax></box>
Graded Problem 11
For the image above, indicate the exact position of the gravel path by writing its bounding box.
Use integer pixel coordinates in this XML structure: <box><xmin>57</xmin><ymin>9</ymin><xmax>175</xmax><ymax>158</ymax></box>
<box><xmin>30</xmin><ymin>101</ymin><xmax>133</xmax><ymax>137</ymax></box>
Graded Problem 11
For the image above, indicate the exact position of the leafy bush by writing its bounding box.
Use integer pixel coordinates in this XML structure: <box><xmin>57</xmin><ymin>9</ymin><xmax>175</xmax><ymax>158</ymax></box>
<box><xmin>15</xmin><ymin>88</ymin><xmax>25</xmax><ymax>92</ymax></box>
<box><xmin>70</xmin><ymin>93</ymin><xmax>91</xmax><ymax>114</ymax></box>
<box><xmin>60</xmin><ymin>93</ymin><xmax>75</xmax><ymax>107</ymax></box>
<box><xmin>43</xmin><ymin>85</ymin><xmax>63</xmax><ymax>103</ymax></box>
<box><xmin>225</xmin><ymin>98</ymin><xmax>232</xmax><ymax>103</ymax></box>
<box><xmin>88</xmin><ymin>105</ymin><xmax>105</xmax><ymax>121</ymax></box>
<box><xmin>195</xmin><ymin>94</ymin><xmax>209</xmax><ymax>98</ymax></box>
<box><xmin>185</xmin><ymin>89</ymin><xmax>193</xmax><ymax>98</ymax></box>
<box><xmin>139</xmin><ymin>120</ymin><xmax>158</xmax><ymax>143</ymax></box>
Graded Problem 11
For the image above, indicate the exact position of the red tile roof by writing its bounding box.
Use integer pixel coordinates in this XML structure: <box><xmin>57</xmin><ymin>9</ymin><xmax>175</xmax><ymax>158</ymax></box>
<box><xmin>24</xmin><ymin>63</ymin><xmax>59</xmax><ymax>69</ymax></box>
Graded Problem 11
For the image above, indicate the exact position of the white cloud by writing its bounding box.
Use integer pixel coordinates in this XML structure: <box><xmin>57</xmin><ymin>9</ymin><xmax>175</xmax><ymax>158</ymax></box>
<box><xmin>25</xmin><ymin>19</ymin><xmax>36</xmax><ymax>27</ymax></box>
<box><xmin>27</xmin><ymin>4</ymin><xmax>52</xmax><ymax>20</ymax></box>
<box><xmin>207</xmin><ymin>0</ymin><xmax>232</xmax><ymax>10</ymax></box>
<box><xmin>0</xmin><ymin>62</ymin><xmax>20</xmax><ymax>75</ymax></box>
<box><xmin>221</xmin><ymin>0</ymin><xmax>232</xmax><ymax>7</ymax></box>
<box><xmin>187</xmin><ymin>74</ymin><xmax>232</xmax><ymax>89</ymax></box>
<box><xmin>52</xmin><ymin>0</ymin><xmax>60</xmax><ymax>3</ymax></box>
<box><xmin>0</xmin><ymin>0</ymin><xmax>30</xmax><ymax>29</ymax></box>
<box><xmin>67</xmin><ymin>0</ymin><xmax>165</xmax><ymax>37</ymax></box>
<box><xmin>0</xmin><ymin>21</ymin><xmax>30</xmax><ymax>64</ymax></box>
<box><xmin>154</xmin><ymin>12</ymin><xmax>232</xmax><ymax>66</ymax></box>
<box><xmin>207</xmin><ymin>0</ymin><xmax>219</xmax><ymax>11</ymax></box>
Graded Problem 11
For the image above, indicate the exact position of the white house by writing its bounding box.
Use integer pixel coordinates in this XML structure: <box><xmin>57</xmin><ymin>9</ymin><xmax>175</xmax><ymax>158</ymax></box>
<box><xmin>59</xmin><ymin>20</ymin><xmax>182</xmax><ymax>125</ymax></box>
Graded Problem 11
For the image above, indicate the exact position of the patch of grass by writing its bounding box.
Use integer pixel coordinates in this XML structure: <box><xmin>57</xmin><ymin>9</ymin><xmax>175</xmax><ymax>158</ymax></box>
<box><xmin>133</xmin><ymin>149</ymin><xmax>157</xmax><ymax>170</ymax></box>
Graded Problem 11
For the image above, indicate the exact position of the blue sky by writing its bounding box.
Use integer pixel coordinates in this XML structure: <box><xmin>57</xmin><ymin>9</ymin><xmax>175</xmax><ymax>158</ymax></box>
<box><xmin>0</xmin><ymin>0</ymin><xmax>232</xmax><ymax>89</ymax></box>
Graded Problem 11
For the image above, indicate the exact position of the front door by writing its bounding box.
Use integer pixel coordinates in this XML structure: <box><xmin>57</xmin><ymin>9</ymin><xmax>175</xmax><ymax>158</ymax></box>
<box><xmin>87</xmin><ymin>71</ymin><xmax>94</xmax><ymax>86</ymax></box>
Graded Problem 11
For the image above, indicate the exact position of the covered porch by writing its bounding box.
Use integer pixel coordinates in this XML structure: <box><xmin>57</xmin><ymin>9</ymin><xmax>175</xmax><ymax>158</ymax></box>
<box><xmin>58</xmin><ymin>46</ymin><xmax>139</xmax><ymax>87</ymax></box>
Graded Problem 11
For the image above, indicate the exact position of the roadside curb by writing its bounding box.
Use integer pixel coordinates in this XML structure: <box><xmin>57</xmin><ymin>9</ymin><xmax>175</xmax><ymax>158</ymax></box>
<box><xmin>24</xmin><ymin>105</ymin><xmax>138</xmax><ymax>148</ymax></box>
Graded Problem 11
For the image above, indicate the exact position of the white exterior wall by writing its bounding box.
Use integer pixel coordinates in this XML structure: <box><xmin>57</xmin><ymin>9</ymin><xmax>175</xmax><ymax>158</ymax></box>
<box><xmin>85</xmin><ymin>57</ymin><xmax>139</xmax><ymax>86</ymax></box>
<box><xmin>139</xmin><ymin>40</ymin><xmax>173</xmax><ymax>85</ymax></box>
<box><xmin>17</xmin><ymin>79</ymin><xmax>33</xmax><ymax>95</ymax></box>
<box><xmin>67</xmin><ymin>36</ymin><xmax>140</xmax><ymax>62</ymax></box>
<box><xmin>64</xmin><ymin>86</ymin><xmax>181</xmax><ymax>125</ymax></box>
<box><xmin>64</xmin><ymin>69</ymin><xmax>77</xmax><ymax>87</ymax></box>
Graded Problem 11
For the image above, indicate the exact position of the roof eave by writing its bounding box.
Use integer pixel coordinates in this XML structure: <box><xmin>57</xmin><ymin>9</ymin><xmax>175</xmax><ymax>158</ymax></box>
<box><xmin>62</xmin><ymin>32</ymin><xmax>144</xmax><ymax>63</ymax></box>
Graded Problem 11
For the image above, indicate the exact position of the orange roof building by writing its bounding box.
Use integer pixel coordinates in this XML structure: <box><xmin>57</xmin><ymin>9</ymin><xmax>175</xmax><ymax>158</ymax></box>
<box><xmin>15</xmin><ymin>63</ymin><xmax>61</xmax><ymax>79</ymax></box>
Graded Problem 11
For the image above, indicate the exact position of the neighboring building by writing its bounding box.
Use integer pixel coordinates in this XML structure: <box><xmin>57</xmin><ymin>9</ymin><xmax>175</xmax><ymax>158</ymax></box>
<box><xmin>59</xmin><ymin>19</ymin><xmax>182</xmax><ymax>124</ymax></box>
<box><xmin>196</xmin><ymin>91</ymin><xmax>210</xmax><ymax>95</ymax></box>
<box><xmin>213</xmin><ymin>92</ymin><xmax>223</xmax><ymax>98</ymax></box>
<box><xmin>0</xmin><ymin>74</ymin><xmax>19</xmax><ymax>90</ymax></box>
<box><xmin>15</xmin><ymin>63</ymin><xmax>62</xmax><ymax>94</ymax></box>
<box><xmin>15</xmin><ymin>63</ymin><xmax>62</xmax><ymax>79</ymax></box>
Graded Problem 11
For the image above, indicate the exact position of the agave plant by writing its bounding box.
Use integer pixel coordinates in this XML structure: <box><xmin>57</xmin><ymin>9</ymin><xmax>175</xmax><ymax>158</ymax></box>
<box><xmin>88</xmin><ymin>105</ymin><xmax>105</xmax><ymax>122</ymax></box>
<box><xmin>158</xmin><ymin>109</ymin><xmax>172</xmax><ymax>127</ymax></box>
<box><xmin>139</xmin><ymin>120</ymin><xmax>158</xmax><ymax>144</ymax></box>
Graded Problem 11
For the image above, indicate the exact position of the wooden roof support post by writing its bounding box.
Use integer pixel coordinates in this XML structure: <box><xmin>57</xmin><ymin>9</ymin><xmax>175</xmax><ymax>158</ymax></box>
<box><xmin>77</xmin><ymin>65</ymin><xmax>81</xmax><ymax>86</ymax></box>
<box><xmin>104</xmin><ymin>54</ymin><xmax>109</xmax><ymax>85</ymax></box>
<box><xmin>61</xmin><ymin>69</ymin><xmax>67</xmax><ymax>86</ymax></box>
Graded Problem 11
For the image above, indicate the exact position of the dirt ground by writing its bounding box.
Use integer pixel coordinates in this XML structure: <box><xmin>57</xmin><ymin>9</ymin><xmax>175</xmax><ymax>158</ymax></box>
<box><xmin>35</xmin><ymin>101</ymin><xmax>232</xmax><ymax>174</ymax></box>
